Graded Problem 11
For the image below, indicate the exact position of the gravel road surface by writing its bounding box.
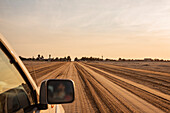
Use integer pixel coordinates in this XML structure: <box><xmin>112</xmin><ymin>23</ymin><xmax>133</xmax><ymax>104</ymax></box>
<box><xmin>23</xmin><ymin>61</ymin><xmax>170</xmax><ymax>113</ymax></box>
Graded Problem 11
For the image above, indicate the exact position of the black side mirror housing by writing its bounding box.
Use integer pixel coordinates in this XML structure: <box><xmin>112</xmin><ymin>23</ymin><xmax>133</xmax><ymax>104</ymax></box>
<box><xmin>39</xmin><ymin>79</ymin><xmax>75</xmax><ymax>105</ymax></box>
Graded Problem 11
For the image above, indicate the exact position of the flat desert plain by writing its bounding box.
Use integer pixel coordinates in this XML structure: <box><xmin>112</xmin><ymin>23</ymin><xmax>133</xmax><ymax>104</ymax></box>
<box><xmin>23</xmin><ymin>61</ymin><xmax>170</xmax><ymax>113</ymax></box>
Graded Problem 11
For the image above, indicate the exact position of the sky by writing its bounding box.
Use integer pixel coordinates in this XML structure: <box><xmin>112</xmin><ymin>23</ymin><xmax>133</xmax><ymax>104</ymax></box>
<box><xmin>0</xmin><ymin>0</ymin><xmax>170</xmax><ymax>60</ymax></box>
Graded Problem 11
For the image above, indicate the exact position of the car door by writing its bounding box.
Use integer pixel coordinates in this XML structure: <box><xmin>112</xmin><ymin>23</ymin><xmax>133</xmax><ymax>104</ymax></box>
<box><xmin>0</xmin><ymin>46</ymin><xmax>38</xmax><ymax>113</ymax></box>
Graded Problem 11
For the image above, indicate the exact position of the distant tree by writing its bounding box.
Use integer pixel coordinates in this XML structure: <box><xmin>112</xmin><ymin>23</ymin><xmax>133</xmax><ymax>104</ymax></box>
<box><xmin>64</xmin><ymin>57</ymin><xmax>67</xmax><ymax>61</ymax></box>
<box><xmin>74</xmin><ymin>57</ymin><xmax>78</xmax><ymax>61</ymax></box>
<box><xmin>160</xmin><ymin>59</ymin><xmax>164</xmax><ymax>61</ymax></box>
<box><xmin>118</xmin><ymin>58</ymin><xmax>122</xmax><ymax>61</ymax></box>
<box><xmin>36</xmin><ymin>54</ymin><xmax>41</xmax><ymax>60</ymax></box>
<box><xmin>51</xmin><ymin>58</ymin><xmax>54</xmax><ymax>61</ymax></box>
<box><xmin>81</xmin><ymin>57</ymin><xmax>86</xmax><ymax>61</ymax></box>
<box><xmin>67</xmin><ymin>56</ymin><xmax>71</xmax><ymax>61</ymax></box>
<box><xmin>105</xmin><ymin>58</ymin><xmax>109</xmax><ymax>61</ymax></box>
<box><xmin>122</xmin><ymin>59</ymin><xmax>125</xmax><ymax>61</ymax></box>
<box><xmin>59</xmin><ymin>58</ymin><xmax>63</xmax><ymax>61</ymax></box>
<box><xmin>32</xmin><ymin>56</ymin><xmax>35</xmax><ymax>60</ymax></box>
<box><xmin>55</xmin><ymin>57</ymin><xmax>59</xmax><ymax>61</ymax></box>
<box><xmin>89</xmin><ymin>57</ymin><xmax>93</xmax><ymax>61</ymax></box>
<box><xmin>41</xmin><ymin>55</ymin><xmax>44</xmax><ymax>60</ymax></box>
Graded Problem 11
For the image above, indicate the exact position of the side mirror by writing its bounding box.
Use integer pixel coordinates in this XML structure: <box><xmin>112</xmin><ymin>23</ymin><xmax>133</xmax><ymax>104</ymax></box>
<box><xmin>39</xmin><ymin>79</ymin><xmax>75</xmax><ymax>105</ymax></box>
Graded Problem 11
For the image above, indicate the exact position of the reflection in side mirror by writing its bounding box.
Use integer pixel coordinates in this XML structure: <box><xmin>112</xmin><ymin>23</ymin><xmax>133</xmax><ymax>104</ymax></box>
<box><xmin>47</xmin><ymin>79</ymin><xmax>74</xmax><ymax>104</ymax></box>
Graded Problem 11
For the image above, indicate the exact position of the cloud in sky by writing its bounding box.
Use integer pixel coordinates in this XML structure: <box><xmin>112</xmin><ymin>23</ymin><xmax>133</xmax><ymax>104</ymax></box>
<box><xmin>0</xmin><ymin>0</ymin><xmax>170</xmax><ymax>59</ymax></box>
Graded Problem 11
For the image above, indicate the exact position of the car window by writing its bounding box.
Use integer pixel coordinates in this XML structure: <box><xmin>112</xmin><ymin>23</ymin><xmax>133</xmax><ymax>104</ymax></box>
<box><xmin>0</xmin><ymin>48</ymin><xmax>35</xmax><ymax>113</ymax></box>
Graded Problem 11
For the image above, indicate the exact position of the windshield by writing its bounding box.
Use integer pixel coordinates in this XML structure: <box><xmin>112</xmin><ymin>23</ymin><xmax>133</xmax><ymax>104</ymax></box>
<box><xmin>0</xmin><ymin>1</ymin><xmax>170</xmax><ymax>113</ymax></box>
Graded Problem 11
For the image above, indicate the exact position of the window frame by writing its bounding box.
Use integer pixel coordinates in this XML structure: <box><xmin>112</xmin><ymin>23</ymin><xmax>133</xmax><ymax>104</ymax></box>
<box><xmin>0</xmin><ymin>41</ymin><xmax>38</xmax><ymax>105</ymax></box>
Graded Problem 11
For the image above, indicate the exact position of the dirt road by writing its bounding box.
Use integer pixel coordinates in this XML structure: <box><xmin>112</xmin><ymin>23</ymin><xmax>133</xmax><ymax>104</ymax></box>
<box><xmin>23</xmin><ymin>61</ymin><xmax>170</xmax><ymax>113</ymax></box>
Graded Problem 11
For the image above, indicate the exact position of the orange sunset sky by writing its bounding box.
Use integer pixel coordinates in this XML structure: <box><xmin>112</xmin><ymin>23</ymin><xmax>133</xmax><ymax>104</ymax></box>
<box><xmin>0</xmin><ymin>0</ymin><xmax>170</xmax><ymax>60</ymax></box>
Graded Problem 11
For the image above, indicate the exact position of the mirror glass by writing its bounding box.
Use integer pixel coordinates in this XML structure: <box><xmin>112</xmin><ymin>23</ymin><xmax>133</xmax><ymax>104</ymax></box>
<box><xmin>47</xmin><ymin>79</ymin><xmax>74</xmax><ymax>104</ymax></box>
